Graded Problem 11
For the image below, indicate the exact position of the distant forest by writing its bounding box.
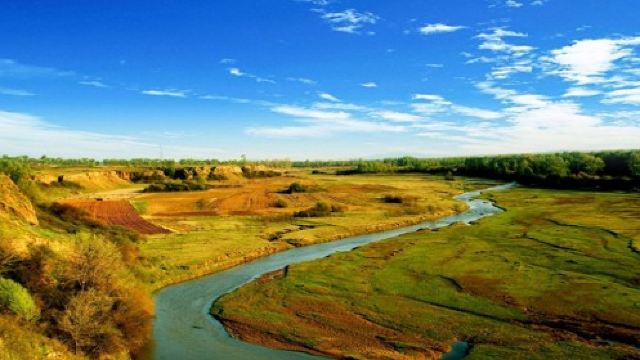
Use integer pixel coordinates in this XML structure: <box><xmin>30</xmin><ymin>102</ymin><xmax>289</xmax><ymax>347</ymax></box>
<box><xmin>1</xmin><ymin>150</ymin><xmax>639</xmax><ymax>190</ymax></box>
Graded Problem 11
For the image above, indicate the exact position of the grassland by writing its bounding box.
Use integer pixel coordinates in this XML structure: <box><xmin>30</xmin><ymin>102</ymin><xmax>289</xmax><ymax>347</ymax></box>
<box><xmin>213</xmin><ymin>188</ymin><xmax>640</xmax><ymax>359</ymax></box>
<box><xmin>133</xmin><ymin>173</ymin><xmax>470</xmax><ymax>289</ymax></box>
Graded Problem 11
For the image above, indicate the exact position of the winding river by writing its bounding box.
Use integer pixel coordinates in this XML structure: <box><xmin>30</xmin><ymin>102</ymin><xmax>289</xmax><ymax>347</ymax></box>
<box><xmin>140</xmin><ymin>182</ymin><xmax>516</xmax><ymax>360</ymax></box>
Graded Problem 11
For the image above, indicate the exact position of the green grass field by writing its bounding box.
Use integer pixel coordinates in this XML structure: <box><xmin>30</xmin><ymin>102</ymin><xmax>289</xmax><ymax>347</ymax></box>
<box><xmin>213</xmin><ymin>188</ymin><xmax>640</xmax><ymax>359</ymax></box>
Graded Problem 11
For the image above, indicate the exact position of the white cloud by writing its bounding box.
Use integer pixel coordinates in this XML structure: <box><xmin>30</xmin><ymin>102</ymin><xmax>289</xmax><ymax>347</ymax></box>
<box><xmin>249</xmin><ymin>105</ymin><xmax>405</xmax><ymax>137</ymax></box>
<box><xmin>321</xmin><ymin>9</ymin><xmax>379</xmax><ymax>34</ymax></box>
<box><xmin>413</xmin><ymin>93</ymin><xmax>502</xmax><ymax>119</ymax></box>
<box><xmin>505</xmin><ymin>0</ymin><xmax>523</xmax><ymax>8</ymax></box>
<box><xmin>219</xmin><ymin>58</ymin><xmax>237</xmax><ymax>64</ymax></box>
<box><xmin>477</xmin><ymin>28</ymin><xmax>533</xmax><ymax>56</ymax></box>
<box><xmin>0</xmin><ymin>110</ymin><xmax>223</xmax><ymax>158</ymax></box>
<box><xmin>419</xmin><ymin>23</ymin><xmax>465</xmax><ymax>35</ymax></box>
<box><xmin>531</xmin><ymin>0</ymin><xmax>549</xmax><ymax>5</ymax></box>
<box><xmin>563</xmin><ymin>87</ymin><xmax>601</xmax><ymax>97</ymax></box>
<box><xmin>413</xmin><ymin>94</ymin><xmax>450</xmax><ymax>103</ymax></box>
<box><xmin>319</xmin><ymin>92</ymin><xmax>341</xmax><ymax>102</ymax></box>
<box><xmin>476</xmin><ymin>81</ymin><xmax>549</xmax><ymax>109</ymax></box>
<box><xmin>372</xmin><ymin>111</ymin><xmax>423</xmax><ymax>122</ymax></box>
<box><xmin>490</xmin><ymin>62</ymin><xmax>533</xmax><ymax>79</ymax></box>
<box><xmin>602</xmin><ymin>87</ymin><xmax>640</xmax><ymax>105</ymax></box>
<box><xmin>228</xmin><ymin>67</ymin><xmax>276</xmax><ymax>83</ymax></box>
<box><xmin>416</xmin><ymin>102</ymin><xmax>640</xmax><ymax>154</ymax></box>
<box><xmin>272</xmin><ymin>105</ymin><xmax>350</xmax><ymax>120</ymax></box>
<box><xmin>313</xmin><ymin>102</ymin><xmax>369</xmax><ymax>111</ymax></box>
<box><xmin>141</xmin><ymin>89</ymin><xmax>189</xmax><ymax>98</ymax></box>
<box><xmin>0</xmin><ymin>87</ymin><xmax>34</xmax><ymax>96</ymax></box>
<box><xmin>451</xmin><ymin>105</ymin><xmax>503</xmax><ymax>120</ymax></box>
<box><xmin>361</xmin><ymin>82</ymin><xmax>378</xmax><ymax>88</ymax></box>
<box><xmin>79</xmin><ymin>80</ymin><xmax>108</xmax><ymax>88</ymax></box>
<box><xmin>287</xmin><ymin>77</ymin><xmax>317</xmax><ymax>85</ymax></box>
<box><xmin>549</xmin><ymin>37</ymin><xmax>640</xmax><ymax>84</ymax></box>
<box><xmin>229</xmin><ymin>67</ymin><xmax>244</xmax><ymax>76</ymax></box>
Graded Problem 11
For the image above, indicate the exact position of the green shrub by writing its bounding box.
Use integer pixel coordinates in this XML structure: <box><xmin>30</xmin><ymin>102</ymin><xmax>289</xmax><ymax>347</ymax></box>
<box><xmin>0</xmin><ymin>277</ymin><xmax>39</xmax><ymax>321</ymax></box>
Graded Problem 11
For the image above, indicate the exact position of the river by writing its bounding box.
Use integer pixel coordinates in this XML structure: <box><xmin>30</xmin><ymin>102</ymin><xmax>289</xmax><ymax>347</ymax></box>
<box><xmin>140</xmin><ymin>182</ymin><xmax>516</xmax><ymax>360</ymax></box>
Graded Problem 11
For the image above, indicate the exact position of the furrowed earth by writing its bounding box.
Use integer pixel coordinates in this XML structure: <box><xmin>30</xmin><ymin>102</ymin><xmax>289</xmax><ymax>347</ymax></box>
<box><xmin>212</xmin><ymin>188</ymin><xmax>640</xmax><ymax>359</ymax></box>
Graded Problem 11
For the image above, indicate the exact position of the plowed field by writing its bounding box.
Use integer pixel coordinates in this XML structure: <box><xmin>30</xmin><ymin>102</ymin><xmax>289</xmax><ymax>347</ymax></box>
<box><xmin>67</xmin><ymin>200</ymin><xmax>170</xmax><ymax>234</ymax></box>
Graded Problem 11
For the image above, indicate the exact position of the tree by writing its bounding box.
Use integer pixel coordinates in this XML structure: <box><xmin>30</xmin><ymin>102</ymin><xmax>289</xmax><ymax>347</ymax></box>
<box><xmin>58</xmin><ymin>289</ymin><xmax>119</xmax><ymax>355</ymax></box>
<box><xmin>567</xmin><ymin>153</ymin><xmax>605</xmax><ymax>176</ymax></box>
<box><xmin>63</xmin><ymin>238</ymin><xmax>121</xmax><ymax>291</ymax></box>
<box><xmin>630</xmin><ymin>152</ymin><xmax>640</xmax><ymax>178</ymax></box>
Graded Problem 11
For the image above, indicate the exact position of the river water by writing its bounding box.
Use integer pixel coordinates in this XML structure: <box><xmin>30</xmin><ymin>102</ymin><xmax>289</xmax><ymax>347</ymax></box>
<box><xmin>140</xmin><ymin>182</ymin><xmax>515</xmax><ymax>360</ymax></box>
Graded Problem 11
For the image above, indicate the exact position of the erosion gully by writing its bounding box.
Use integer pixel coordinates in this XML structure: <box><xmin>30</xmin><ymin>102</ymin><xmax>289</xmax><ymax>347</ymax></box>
<box><xmin>139</xmin><ymin>182</ymin><xmax>516</xmax><ymax>360</ymax></box>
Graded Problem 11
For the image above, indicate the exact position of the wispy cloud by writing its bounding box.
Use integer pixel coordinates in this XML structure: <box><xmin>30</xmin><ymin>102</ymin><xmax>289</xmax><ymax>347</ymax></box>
<box><xmin>372</xmin><ymin>111</ymin><xmax>422</xmax><ymax>122</ymax></box>
<box><xmin>320</xmin><ymin>9</ymin><xmax>379</xmax><ymax>34</ymax></box>
<box><xmin>413</xmin><ymin>92</ymin><xmax>503</xmax><ymax>119</ymax></box>
<box><xmin>287</xmin><ymin>77</ymin><xmax>317</xmax><ymax>85</ymax></box>
<box><xmin>319</xmin><ymin>92</ymin><xmax>341</xmax><ymax>102</ymax></box>
<box><xmin>248</xmin><ymin>104</ymin><xmax>405</xmax><ymax>137</ymax></box>
<box><xmin>79</xmin><ymin>80</ymin><xmax>108</xmax><ymax>88</ymax></box>
<box><xmin>228</xmin><ymin>67</ymin><xmax>276</xmax><ymax>83</ymax></box>
<box><xmin>0</xmin><ymin>87</ymin><xmax>34</xmax><ymax>96</ymax></box>
<box><xmin>476</xmin><ymin>28</ymin><xmax>533</xmax><ymax>56</ymax></box>
<box><xmin>419</xmin><ymin>23</ymin><xmax>465</xmax><ymax>35</ymax></box>
<box><xmin>505</xmin><ymin>0</ymin><xmax>523</xmax><ymax>8</ymax></box>
<box><xmin>272</xmin><ymin>105</ymin><xmax>350</xmax><ymax>120</ymax></box>
<box><xmin>0</xmin><ymin>59</ymin><xmax>74</xmax><ymax>78</ymax></box>
<box><xmin>361</xmin><ymin>82</ymin><xmax>378</xmax><ymax>88</ymax></box>
<box><xmin>141</xmin><ymin>89</ymin><xmax>189</xmax><ymax>98</ymax></box>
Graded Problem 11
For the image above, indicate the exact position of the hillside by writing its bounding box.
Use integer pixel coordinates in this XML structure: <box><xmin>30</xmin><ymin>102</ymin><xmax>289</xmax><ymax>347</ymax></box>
<box><xmin>0</xmin><ymin>174</ymin><xmax>38</xmax><ymax>225</ymax></box>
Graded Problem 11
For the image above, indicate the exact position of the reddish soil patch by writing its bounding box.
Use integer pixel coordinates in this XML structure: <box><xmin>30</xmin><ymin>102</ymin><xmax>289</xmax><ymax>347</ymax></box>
<box><xmin>67</xmin><ymin>200</ymin><xmax>170</xmax><ymax>235</ymax></box>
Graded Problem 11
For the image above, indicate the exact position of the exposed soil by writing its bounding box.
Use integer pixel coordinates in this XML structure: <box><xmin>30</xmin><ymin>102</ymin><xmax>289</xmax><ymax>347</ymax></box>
<box><xmin>65</xmin><ymin>199</ymin><xmax>170</xmax><ymax>234</ymax></box>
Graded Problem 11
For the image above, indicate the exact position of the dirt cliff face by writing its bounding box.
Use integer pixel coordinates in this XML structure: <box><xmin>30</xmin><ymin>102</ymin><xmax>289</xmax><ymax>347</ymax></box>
<box><xmin>0</xmin><ymin>175</ymin><xmax>38</xmax><ymax>225</ymax></box>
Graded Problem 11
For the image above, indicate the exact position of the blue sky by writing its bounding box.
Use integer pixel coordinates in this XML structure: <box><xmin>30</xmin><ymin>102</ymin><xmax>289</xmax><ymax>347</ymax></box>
<box><xmin>1</xmin><ymin>0</ymin><xmax>639</xmax><ymax>160</ymax></box>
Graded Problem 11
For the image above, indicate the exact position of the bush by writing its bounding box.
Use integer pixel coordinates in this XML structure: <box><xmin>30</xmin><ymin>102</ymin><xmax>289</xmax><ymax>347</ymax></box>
<box><xmin>273</xmin><ymin>198</ymin><xmax>289</xmax><ymax>208</ymax></box>
<box><xmin>295</xmin><ymin>201</ymin><xmax>333</xmax><ymax>217</ymax></box>
<box><xmin>383</xmin><ymin>194</ymin><xmax>404</xmax><ymax>204</ymax></box>
<box><xmin>284</xmin><ymin>182</ymin><xmax>307</xmax><ymax>194</ymax></box>
<box><xmin>132</xmin><ymin>200</ymin><xmax>148</xmax><ymax>215</ymax></box>
<box><xmin>0</xmin><ymin>277</ymin><xmax>39</xmax><ymax>321</ymax></box>
<box><xmin>383</xmin><ymin>194</ymin><xmax>418</xmax><ymax>205</ymax></box>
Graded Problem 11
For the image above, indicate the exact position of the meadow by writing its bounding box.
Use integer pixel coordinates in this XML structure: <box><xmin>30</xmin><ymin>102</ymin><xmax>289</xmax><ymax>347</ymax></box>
<box><xmin>213</xmin><ymin>187</ymin><xmax>640</xmax><ymax>359</ymax></box>
<box><xmin>133</xmin><ymin>173</ymin><xmax>470</xmax><ymax>289</ymax></box>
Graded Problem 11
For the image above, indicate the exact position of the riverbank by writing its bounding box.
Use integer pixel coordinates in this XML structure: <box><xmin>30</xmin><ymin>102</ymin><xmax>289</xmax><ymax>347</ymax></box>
<box><xmin>214</xmin><ymin>187</ymin><xmax>640</xmax><ymax>359</ymax></box>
